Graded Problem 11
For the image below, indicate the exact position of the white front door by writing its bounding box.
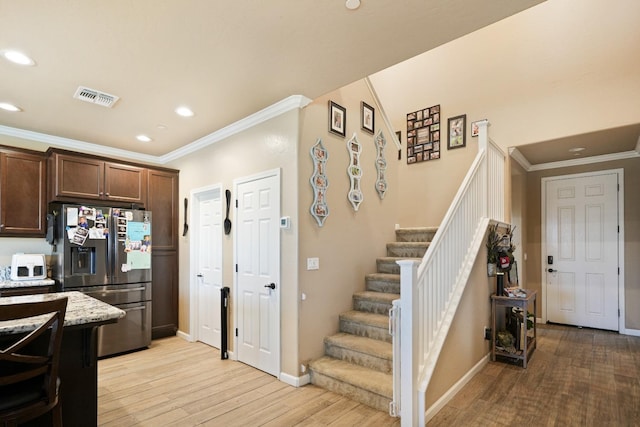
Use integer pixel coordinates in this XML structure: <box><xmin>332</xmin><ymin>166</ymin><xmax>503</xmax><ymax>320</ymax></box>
<box><xmin>193</xmin><ymin>187</ymin><xmax>223</xmax><ymax>348</ymax></box>
<box><xmin>235</xmin><ymin>170</ymin><xmax>280</xmax><ymax>377</ymax></box>
<box><xmin>545</xmin><ymin>172</ymin><xmax>619</xmax><ymax>330</ymax></box>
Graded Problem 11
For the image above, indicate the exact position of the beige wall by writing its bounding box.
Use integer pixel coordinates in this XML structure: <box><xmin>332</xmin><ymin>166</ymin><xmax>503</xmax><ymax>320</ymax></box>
<box><xmin>510</xmin><ymin>160</ymin><xmax>528</xmax><ymax>290</ymax></box>
<box><xmin>166</xmin><ymin>109</ymin><xmax>301</xmax><ymax>376</ymax></box>
<box><xmin>524</xmin><ymin>158</ymin><xmax>640</xmax><ymax>329</ymax></box>
<box><xmin>427</xmin><ymin>238</ymin><xmax>493</xmax><ymax>407</ymax></box>
<box><xmin>296</xmin><ymin>80</ymin><xmax>401</xmax><ymax>368</ymax></box>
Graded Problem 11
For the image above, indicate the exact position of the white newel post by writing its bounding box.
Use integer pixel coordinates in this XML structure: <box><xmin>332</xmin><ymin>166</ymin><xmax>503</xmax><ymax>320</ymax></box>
<box><xmin>397</xmin><ymin>259</ymin><xmax>420</xmax><ymax>426</ymax></box>
<box><xmin>476</xmin><ymin>120</ymin><xmax>490</xmax><ymax>218</ymax></box>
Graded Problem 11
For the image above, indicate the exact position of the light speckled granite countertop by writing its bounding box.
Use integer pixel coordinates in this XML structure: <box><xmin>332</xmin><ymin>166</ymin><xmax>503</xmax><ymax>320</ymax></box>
<box><xmin>0</xmin><ymin>291</ymin><xmax>125</xmax><ymax>335</ymax></box>
<box><xmin>0</xmin><ymin>278</ymin><xmax>56</xmax><ymax>289</ymax></box>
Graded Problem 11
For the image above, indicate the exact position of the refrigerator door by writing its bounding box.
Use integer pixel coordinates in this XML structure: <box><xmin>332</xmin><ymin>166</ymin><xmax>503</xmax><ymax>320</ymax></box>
<box><xmin>56</xmin><ymin>204</ymin><xmax>110</xmax><ymax>288</ymax></box>
<box><xmin>110</xmin><ymin>209</ymin><xmax>152</xmax><ymax>285</ymax></box>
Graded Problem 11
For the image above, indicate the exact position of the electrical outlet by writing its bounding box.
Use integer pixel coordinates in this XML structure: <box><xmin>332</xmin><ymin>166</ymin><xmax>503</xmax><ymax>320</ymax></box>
<box><xmin>307</xmin><ymin>257</ymin><xmax>319</xmax><ymax>270</ymax></box>
<box><xmin>484</xmin><ymin>326</ymin><xmax>491</xmax><ymax>340</ymax></box>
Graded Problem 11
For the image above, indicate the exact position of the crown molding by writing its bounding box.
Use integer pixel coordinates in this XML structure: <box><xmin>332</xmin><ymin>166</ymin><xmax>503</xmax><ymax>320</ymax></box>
<box><xmin>508</xmin><ymin>147</ymin><xmax>531</xmax><ymax>171</ymax></box>
<box><xmin>0</xmin><ymin>94</ymin><xmax>312</xmax><ymax>165</ymax></box>
<box><xmin>159</xmin><ymin>94</ymin><xmax>312</xmax><ymax>163</ymax></box>
<box><xmin>510</xmin><ymin>147</ymin><xmax>640</xmax><ymax>172</ymax></box>
<box><xmin>0</xmin><ymin>124</ymin><xmax>159</xmax><ymax>164</ymax></box>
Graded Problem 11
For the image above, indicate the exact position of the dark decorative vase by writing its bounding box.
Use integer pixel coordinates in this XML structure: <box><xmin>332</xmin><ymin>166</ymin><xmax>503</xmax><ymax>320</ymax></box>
<box><xmin>496</xmin><ymin>272</ymin><xmax>505</xmax><ymax>296</ymax></box>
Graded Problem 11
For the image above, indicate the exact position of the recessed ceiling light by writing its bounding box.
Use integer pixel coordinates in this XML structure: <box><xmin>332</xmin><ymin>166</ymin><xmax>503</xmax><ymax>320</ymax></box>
<box><xmin>0</xmin><ymin>102</ymin><xmax>22</xmax><ymax>112</ymax></box>
<box><xmin>136</xmin><ymin>135</ymin><xmax>152</xmax><ymax>142</ymax></box>
<box><xmin>2</xmin><ymin>50</ymin><xmax>36</xmax><ymax>66</ymax></box>
<box><xmin>175</xmin><ymin>106</ymin><xmax>194</xmax><ymax>117</ymax></box>
<box><xmin>568</xmin><ymin>147</ymin><xmax>585</xmax><ymax>152</ymax></box>
<box><xmin>346</xmin><ymin>0</ymin><xmax>361</xmax><ymax>10</ymax></box>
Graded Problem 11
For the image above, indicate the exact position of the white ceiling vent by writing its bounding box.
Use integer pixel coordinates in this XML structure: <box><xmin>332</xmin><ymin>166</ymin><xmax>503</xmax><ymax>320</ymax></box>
<box><xmin>73</xmin><ymin>86</ymin><xmax>119</xmax><ymax>108</ymax></box>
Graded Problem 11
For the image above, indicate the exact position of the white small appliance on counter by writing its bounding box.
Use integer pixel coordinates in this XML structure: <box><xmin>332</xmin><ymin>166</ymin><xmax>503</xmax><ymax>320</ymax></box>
<box><xmin>10</xmin><ymin>253</ymin><xmax>47</xmax><ymax>281</ymax></box>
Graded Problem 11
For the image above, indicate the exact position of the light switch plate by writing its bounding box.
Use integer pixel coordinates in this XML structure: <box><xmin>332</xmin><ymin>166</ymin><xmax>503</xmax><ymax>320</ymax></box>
<box><xmin>307</xmin><ymin>257</ymin><xmax>319</xmax><ymax>270</ymax></box>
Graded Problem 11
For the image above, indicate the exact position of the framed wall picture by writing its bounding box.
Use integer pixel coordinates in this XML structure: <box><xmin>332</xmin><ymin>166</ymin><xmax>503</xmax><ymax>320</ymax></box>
<box><xmin>361</xmin><ymin>101</ymin><xmax>374</xmax><ymax>134</ymax></box>
<box><xmin>329</xmin><ymin>101</ymin><xmax>346</xmax><ymax>137</ymax></box>
<box><xmin>447</xmin><ymin>114</ymin><xmax>466</xmax><ymax>149</ymax></box>
<box><xmin>471</xmin><ymin>120</ymin><xmax>481</xmax><ymax>137</ymax></box>
<box><xmin>406</xmin><ymin>104</ymin><xmax>440</xmax><ymax>164</ymax></box>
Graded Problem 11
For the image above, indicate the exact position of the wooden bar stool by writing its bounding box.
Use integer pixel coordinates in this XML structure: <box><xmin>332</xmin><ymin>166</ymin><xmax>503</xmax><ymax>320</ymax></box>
<box><xmin>0</xmin><ymin>297</ymin><xmax>68</xmax><ymax>427</ymax></box>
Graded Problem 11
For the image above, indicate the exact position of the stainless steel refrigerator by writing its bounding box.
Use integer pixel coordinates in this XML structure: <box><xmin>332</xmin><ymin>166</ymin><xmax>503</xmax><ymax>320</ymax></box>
<box><xmin>50</xmin><ymin>203</ymin><xmax>152</xmax><ymax>357</ymax></box>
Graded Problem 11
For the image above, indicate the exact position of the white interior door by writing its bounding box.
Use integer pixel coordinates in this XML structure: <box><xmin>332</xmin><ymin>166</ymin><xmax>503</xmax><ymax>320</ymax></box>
<box><xmin>545</xmin><ymin>172</ymin><xmax>619</xmax><ymax>330</ymax></box>
<box><xmin>193</xmin><ymin>187</ymin><xmax>223</xmax><ymax>348</ymax></box>
<box><xmin>235</xmin><ymin>170</ymin><xmax>280</xmax><ymax>377</ymax></box>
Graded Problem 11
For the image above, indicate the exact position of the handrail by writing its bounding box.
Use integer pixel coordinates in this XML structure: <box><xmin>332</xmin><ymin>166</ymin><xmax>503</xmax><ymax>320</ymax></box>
<box><xmin>393</xmin><ymin>120</ymin><xmax>506</xmax><ymax>426</ymax></box>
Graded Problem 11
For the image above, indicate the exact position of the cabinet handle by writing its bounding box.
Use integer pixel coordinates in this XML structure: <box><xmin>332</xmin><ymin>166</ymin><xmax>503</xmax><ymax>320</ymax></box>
<box><xmin>105</xmin><ymin>192</ymin><xmax>110</xmax><ymax>197</ymax></box>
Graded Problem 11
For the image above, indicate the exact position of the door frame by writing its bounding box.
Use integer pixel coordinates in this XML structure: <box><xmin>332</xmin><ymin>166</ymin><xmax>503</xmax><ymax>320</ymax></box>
<box><xmin>189</xmin><ymin>183</ymin><xmax>223</xmax><ymax>343</ymax></box>
<box><xmin>232</xmin><ymin>168</ymin><xmax>281</xmax><ymax>378</ymax></box>
<box><xmin>540</xmin><ymin>169</ymin><xmax>625</xmax><ymax>332</ymax></box>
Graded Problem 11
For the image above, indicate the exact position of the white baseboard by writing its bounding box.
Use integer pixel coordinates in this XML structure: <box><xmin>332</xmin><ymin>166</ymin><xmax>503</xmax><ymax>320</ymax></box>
<box><xmin>176</xmin><ymin>330</ymin><xmax>193</xmax><ymax>342</ymax></box>
<box><xmin>424</xmin><ymin>353</ymin><xmax>490</xmax><ymax>423</ymax></box>
<box><xmin>280</xmin><ymin>372</ymin><xmax>310</xmax><ymax>388</ymax></box>
<box><xmin>622</xmin><ymin>327</ymin><xmax>640</xmax><ymax>337</ymax></box>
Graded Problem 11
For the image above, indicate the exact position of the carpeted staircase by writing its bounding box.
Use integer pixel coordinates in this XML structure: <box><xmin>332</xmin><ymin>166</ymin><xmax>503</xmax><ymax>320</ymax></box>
<box><xmin>309</xmin><ymin>227</ymin><xmax>437</xmax><ymax>412</ymax></box>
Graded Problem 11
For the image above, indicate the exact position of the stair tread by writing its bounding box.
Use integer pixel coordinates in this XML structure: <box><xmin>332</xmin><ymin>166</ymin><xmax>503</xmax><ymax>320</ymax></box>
<box><xmin>309</xmin><ymin>356</ymin><xmax>393</xmax><ymax>398</ymax></box>
<box><xmin>387</xmin><ymin>241</ymin><xmax>429</xmax><ymax>246</ymax></box>
<box><xmin>353</xmin><ymin>291</ymin><xmax>399</xmax><ymax>303</ymax></box>
<box><xmin>396</xmin><ymin>226</ymin><xmax>438</xmax><ymax>232</ymax></box>
<box><xmin>340</xmin><ymin>311</ymin><xmax>389</xmax><ymax>328</ymax></box>
<box><xmin>377</xmin><ymin>256</ymin><xmax>422</xmax><ymax>262</ymax></box>
<box><xmin>325</xmin><ymin>332</ymin><xmax>392</xmax><ymax>359</ymax></box>
<box><xmin>365</xmin><ymin>272</ymin><xmax>399</xmax><ymax>281</ymax></box>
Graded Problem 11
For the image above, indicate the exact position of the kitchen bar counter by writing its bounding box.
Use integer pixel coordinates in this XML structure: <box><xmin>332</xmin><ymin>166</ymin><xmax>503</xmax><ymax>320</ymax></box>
<box><xmin>0</xmin><ymin>277</ymin><xmax>56</xmax><ymax>289</ymax></box>
<box><xmin>0</xmin><ymin>278</ymin><xmax>57</xmax><ymax>297</ymax></box>
<box><xmin>0</xmin><ymin>290</ymin><xmax>125</xmax><ymax>334</ymax></box>
<box><xmin>0</xmin><ymin>291</ymin><xmax>125</xmax><ymax>427</ymax></box>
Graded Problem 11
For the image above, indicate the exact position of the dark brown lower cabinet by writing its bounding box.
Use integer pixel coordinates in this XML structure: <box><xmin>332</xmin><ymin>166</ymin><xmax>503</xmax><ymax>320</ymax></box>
<box><xmin>151</xmin><ymin>250</ymin><xmax>178</xmax><ymax>339</ymax></box>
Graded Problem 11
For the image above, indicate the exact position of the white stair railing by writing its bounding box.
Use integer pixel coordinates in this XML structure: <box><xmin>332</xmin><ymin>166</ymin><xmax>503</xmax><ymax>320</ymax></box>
<box><xmin>391</xmin><ymin>121</ymin><xmax>505</xmax><ymax>425</ymax></box>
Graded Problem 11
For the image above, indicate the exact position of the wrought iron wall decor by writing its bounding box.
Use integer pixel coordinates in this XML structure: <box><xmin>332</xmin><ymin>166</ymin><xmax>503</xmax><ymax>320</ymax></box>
<box><xmin>346</xmin><ymin>133</ymin><xmax>363</xmax><ymax>211</ymax></box>
<box><xmin>406</xmin><ymin>104</ymin><xmax>441</xmax><ymax>164</ymax></box>
<box><xmin>310</xmin><ymin>138</ymin><xmax>329</xmax><ymax>226</ymax></box>
<box><xmin>374</xmin><ymin>130</ymin><xmax>387</xmax><ymax>199</ymax></box>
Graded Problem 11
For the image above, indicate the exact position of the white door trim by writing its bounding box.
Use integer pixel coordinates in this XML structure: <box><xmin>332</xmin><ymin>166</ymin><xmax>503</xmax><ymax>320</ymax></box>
<box><xmin>232</xmin><ymin>168</ymin><xmax>281</xmax><ymax>378</ymax></box>
<box><xmin>540</xmin><ymin>169</ymin><xmax>625</xmax><ymax>332</ymax></box>
<box><xmin>189</xmin><ymin>183</ymin><xmax>223</xmax><ymax>343</ymax></box>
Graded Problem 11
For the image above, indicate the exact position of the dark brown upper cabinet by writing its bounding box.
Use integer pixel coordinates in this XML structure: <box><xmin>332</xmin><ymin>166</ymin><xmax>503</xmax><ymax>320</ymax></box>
<box><xmin>48</xmin><ymin>150</ymin><xmax>147</xmax><ymax>205</ymax></box>
<box><xmin>0</xmin><ymin>147</ymin><xmax>47</xmax><ymax>236</ymax></box>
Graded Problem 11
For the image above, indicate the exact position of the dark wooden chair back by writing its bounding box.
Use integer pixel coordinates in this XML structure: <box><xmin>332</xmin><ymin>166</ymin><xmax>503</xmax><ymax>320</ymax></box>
<box><xmin>0</xmin><ymin>297</ymin><xmax>68</xmax><ymax>427</ymax></box>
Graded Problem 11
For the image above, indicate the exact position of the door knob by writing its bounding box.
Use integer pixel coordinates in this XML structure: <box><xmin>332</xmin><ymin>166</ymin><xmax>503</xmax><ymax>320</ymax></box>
<box><xmin>264</xmin><ymin>283</ymin><xmax>276</xmax><ymax>290</ymax></box>
<box><xmin>547</xmin><ymin>268</ymin><xmax>556</xmax><ymax>273</ymax></box>
<box><xmin>197</xmin><ymin>273</ymin><xmax>203</xmax><ymax>278</ymax></box>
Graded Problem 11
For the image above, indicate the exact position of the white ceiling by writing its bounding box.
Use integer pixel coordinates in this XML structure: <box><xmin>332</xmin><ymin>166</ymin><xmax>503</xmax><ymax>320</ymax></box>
<box><xmin>0</xmin><ymin>0</ymin><xmax>543</xmax><ymax>160</ymax></box>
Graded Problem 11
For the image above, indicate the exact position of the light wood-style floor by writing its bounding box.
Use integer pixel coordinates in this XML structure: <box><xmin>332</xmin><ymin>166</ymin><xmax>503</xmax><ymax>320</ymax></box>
<box><xmin>97</xmin><ymin>337</ymin><xmax>400</xmax><ymax>426</ymax></box>
<box><xmin>429</xmin><ymin>324</ymin><xmax>640</xmax><ymax>426</ymax></box>
<box><xmin>98</xmin><ymin>324</ymin><xmax>640</xmax><ymax>426</ymax></box>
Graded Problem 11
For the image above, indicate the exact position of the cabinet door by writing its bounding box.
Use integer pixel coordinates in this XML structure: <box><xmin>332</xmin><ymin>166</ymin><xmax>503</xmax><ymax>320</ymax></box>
<box><xmin>104</xmin><ymin>163</ymin><xmax>147</xmax><ymax>204</ymax></box>
<box><xmin>51</xmin><ymin>153</ymin><xmax>104</xmax><ymax>200</ymax></box>
<box><xmin>147</xmin><ymin>169</ymin><xmax>178</xmax><ymax>250</ymax></box>
<box><xmin>151</xmin><ymin>250</ymin><xmax>178</xmax><ymax>339</ymax></box>
<box><xmin>0</xmin><ymin>151</ymin><xmax>46</xmax><ymax>236</ymax></box>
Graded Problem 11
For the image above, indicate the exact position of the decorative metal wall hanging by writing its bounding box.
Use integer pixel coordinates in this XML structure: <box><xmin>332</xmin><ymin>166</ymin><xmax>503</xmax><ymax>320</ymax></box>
<box><xmin>346</xmin><ymin>133</ymin><xmax>363</xmax><ymax>211</ymax></box>
<box><xmin>374</xmin><ymin>130</ymin><xmax>387</xmax><ymax>199</ymax></box>
<box><xmin>406</xmin><ymin>104</ymin><xmax>440</xmax><ymax>164</ymax></box>
<box><xmin>310</xmin><ymin>138</ymin><xmax>329</xmax><ymax>226</ymax></box>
